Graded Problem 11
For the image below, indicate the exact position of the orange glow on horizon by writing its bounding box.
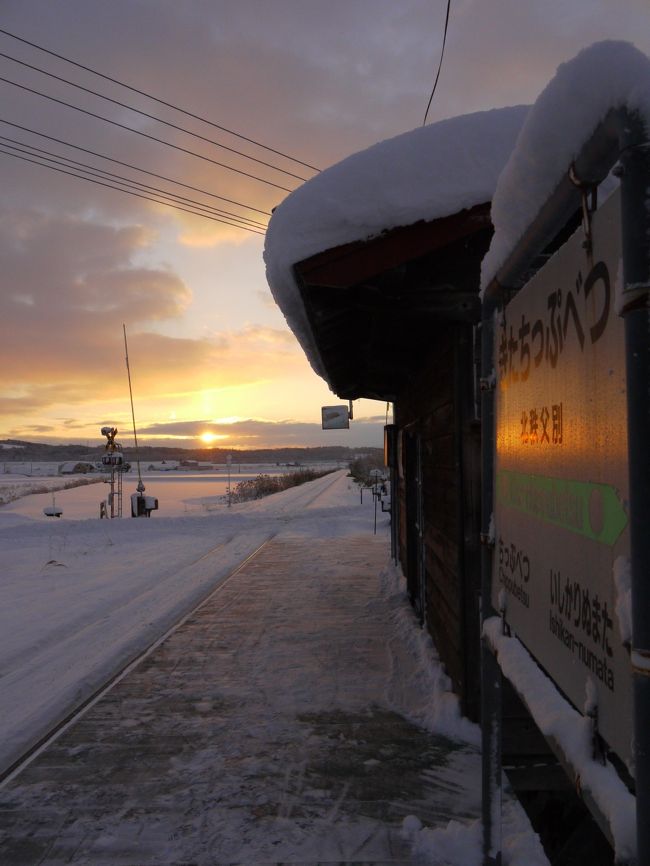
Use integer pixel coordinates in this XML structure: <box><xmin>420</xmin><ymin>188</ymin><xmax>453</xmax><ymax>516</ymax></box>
<box><xmin>199</xmin><ymin>431</ymin><xmax>225</xmax><ymax>444</ymax></box>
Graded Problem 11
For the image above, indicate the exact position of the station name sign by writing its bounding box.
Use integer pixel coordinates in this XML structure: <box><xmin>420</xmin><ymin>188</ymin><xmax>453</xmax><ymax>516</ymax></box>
<box><xmin>493</xmin><ymin>188</ymin><xmax>633</xmax><ymax>767</ymax></box>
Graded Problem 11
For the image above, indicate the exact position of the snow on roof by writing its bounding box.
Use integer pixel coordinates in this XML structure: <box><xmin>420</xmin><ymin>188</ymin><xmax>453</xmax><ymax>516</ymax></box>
<box><xmin>481</xmin><ymin>41</ymin><xmax>650</xmax><ymax>293</ymax></box>
<box><xmin>264</xmin><ymin>106</ymin><xmax>529</xmax><ymax>380</ymax></box>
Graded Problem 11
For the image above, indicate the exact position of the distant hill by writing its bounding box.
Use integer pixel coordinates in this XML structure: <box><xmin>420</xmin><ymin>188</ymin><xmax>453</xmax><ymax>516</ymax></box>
<box><xmin>0</xmin><ymin>439</ymin><xmax>381</xmax><ymax>464</ymax></box>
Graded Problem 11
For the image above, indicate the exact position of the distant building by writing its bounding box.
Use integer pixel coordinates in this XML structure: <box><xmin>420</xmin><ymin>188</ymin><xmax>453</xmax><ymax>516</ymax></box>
<box><xmin>146</xmin><ymin>461</ymin><xmax>179</xmax><ymax>471</ymax></box>
<box><xmin>59</xmin><ymin>461</ymin><xmax>97</xmax><ymax>474</ymax></box>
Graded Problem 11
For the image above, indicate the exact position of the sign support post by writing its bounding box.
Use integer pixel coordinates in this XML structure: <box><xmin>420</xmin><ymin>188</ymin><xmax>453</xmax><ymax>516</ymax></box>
<box><xmin>480</xmin><ymin>301</ymin><xmax>502</xmax><ymax>866</ymax></box>
<box><xmin>620</xmin><ymin>115</ymin><xmax>650</xmax><ymax>866</ymax></box>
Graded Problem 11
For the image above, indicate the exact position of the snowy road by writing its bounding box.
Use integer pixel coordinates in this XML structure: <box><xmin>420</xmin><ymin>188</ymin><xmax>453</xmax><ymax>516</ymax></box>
<box><xmin>0</xmin><ymin>470</ymin><xmax>373</xmax><ymax>776</ymax></box>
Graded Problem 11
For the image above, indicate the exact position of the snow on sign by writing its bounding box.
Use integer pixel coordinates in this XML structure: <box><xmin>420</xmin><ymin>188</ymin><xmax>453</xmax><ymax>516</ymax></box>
<box><xmin>321</xmin><ymin>405</ymin><xmax>350</xmax><ymax>430</ymax></box>
<box><xmin>493</xmin><ymin>187</ymin><xmax>633</xmax><ymax>768</ymax></box>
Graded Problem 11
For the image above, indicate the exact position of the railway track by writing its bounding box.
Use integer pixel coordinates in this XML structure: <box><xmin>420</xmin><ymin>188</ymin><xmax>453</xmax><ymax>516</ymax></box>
<box><xmin>0</xmin><ymin>535</ymin><xmax>274</xmax><ymax>788</ymax></box>
<box><xmin>248</xmin><ymin>467</ymin><xmax>348</xmax><ymax>515</ymax></box>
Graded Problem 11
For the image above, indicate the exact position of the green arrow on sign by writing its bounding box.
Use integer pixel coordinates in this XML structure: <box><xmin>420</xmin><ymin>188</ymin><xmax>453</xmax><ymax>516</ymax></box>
<box><xmin>496</xmin><ymin>469</ymin><xmax>628</xmax><ymax>546</ymax></box>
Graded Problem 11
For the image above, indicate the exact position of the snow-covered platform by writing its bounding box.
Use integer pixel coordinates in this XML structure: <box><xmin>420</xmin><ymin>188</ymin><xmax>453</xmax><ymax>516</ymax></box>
<box><xmin>0</xmin><ymin>534</ymin><xmax>484</xmax><ymax>865</ymax></box>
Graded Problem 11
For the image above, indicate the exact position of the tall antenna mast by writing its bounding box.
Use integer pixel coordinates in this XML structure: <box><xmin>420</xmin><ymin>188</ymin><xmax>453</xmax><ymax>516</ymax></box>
<box><xmin>123</xmin><ymin>324</ymin><xmax>144</xmax><ymax>494</ymax></box>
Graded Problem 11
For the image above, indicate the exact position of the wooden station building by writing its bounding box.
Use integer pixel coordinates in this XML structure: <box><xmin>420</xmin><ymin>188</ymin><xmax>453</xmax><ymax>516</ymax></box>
<box><xmin>264</xmin><ymin>107</ymin><xmax>527</xmax><ymax>721</ymax></box>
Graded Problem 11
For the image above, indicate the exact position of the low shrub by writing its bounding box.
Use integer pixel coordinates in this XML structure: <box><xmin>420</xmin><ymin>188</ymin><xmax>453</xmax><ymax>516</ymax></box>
<box><xmin>229</xmin><ymin>469</ymin><xmax>334</xmax><ymax>503</ymax></box>
<box><xmin>348</xmin><ymin>454</ymin><xmax>385</xmax><ymax>485</ymax></box>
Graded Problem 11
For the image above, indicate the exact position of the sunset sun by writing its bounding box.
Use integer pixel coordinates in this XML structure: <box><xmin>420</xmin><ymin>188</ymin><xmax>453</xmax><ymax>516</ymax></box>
<box><xmin>199</xmin><ymin>431</ymin><xmax>220</xmax><ymax>444</ymax></box>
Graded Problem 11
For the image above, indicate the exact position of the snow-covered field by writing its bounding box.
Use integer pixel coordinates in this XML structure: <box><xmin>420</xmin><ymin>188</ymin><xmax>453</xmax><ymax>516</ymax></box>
<box><xmin>0</xmin><ymin>462</ymin><xmax>343</xmax><ymax>515</ymax></box>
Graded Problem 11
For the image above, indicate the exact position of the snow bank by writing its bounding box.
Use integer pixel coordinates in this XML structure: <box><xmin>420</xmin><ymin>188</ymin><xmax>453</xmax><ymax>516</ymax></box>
<box><xmin>481</xmin><ymin>40</ymin><xmax>650</xmax><ymax>292</ymax></box>
<box><xmin>378</xmin><ymin>560</ymin><xmax>480</xmax><ymax>746</ymax></box>
<box><xmin>363</xmin><ymin>561</ymin><xmax>546</xmax><ymax>861</ymax></box>
<box><xmin>484</xmin><ymin>617</ymin><xmax>636</xmax><ymax>862</ymax></box>
<box><xmin>265</xmin><ymin>107</ymin><xmax>528</xmax><ymax>377</ymax></box>
<box><xmin>401</xmin><ymin>794</ymin><xmax>549</xmax><ymax>866</ymax></box>
<box><xmin>613</xmin><ymin>555</ymin><xmax>632</xmax><ymax>646</ymax></box>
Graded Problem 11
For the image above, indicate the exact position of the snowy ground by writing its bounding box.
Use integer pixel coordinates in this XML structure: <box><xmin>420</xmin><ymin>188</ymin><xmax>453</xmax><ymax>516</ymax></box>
<box><xmin>0</xmin><ymin>470</ymin><xmax>547</xmax><ymax>864</ymax></box>
<box><xmin>0</xmin><ymin>470</ymin><xmax>366</xmax><ymax>775</ymax></box>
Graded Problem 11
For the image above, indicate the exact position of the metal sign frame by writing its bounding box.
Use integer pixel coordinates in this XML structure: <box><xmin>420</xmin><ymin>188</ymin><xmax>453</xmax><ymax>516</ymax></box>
<box><xmin>480</xmin><ymin>109</ymin><xmax>650</xmax><ymax>866</ymax></box>
<box><xmin>493</xmin><ymin>189</ymin><xmax>631</xmax><ymax>765</ymax></box>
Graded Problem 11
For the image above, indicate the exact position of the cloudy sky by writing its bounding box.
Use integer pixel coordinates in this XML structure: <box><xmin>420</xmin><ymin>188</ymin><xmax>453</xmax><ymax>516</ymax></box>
<box><xmin>2</xmin><ymin>1</ymin><xmax>649</xmax><ymax>450</ymax></box>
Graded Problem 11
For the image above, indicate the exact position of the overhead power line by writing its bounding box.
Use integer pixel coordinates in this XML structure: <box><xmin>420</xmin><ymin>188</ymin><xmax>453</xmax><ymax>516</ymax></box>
<box><xmin>0</xmin><ymin>148</ymin><xmax>266</xmax><ymax>234</ymax></box>
<box><xmin>422</xmin><ymin>0</ymin><xmax>451</xmax><ymax>126</ymax></box>
<box><xmin>0</xmin><ymin>117</ymin><xmax>271</xmax><ymax>216</ymax></box>
<box><xmin>0</xmin><ymin>137</ymin><xmax>268</xmax><ymax>229</ymax></box>
<box><xmin>0</xmin><ymin>26</ymin><xmax>320</xmax><ymax>173</ymax></box>
<box><xmin>0</xmin><ymin>74</ymin><xmax>295</xmax><ymax>193</ymax></box>
<box><xmin>0</xmin><ymin>50</ymin><xmax>309</xmax><ymax>182</ymax></box>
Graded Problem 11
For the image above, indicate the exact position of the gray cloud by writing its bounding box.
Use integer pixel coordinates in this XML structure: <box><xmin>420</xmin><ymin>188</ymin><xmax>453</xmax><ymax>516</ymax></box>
<box><xmin>20</xmin><ymin>424</ymin><xmax>55</xmax><ymax>433</ymax></box>
<box><xmin>0</xmin><ymin>201</ymin><xmax>303</xmax><ymax>415</ymax></box>
<box><xmin>138</xmin><ymin>416</ymin><xmax>384</xmax><ymax>449</ymax></box>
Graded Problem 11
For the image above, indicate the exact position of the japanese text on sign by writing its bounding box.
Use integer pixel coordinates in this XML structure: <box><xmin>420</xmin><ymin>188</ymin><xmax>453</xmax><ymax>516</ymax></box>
<box><xmin>498</xmin><ymin>261</ymin><xmax>611</xmax><ymax>389</ymax></box>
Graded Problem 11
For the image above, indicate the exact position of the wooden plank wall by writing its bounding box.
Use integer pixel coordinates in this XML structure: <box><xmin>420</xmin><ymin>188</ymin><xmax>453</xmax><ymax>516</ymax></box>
<box><xmin>395</xmin><ymin>324</ymin><xmax>481</xmax><ymax>720</ymax></box>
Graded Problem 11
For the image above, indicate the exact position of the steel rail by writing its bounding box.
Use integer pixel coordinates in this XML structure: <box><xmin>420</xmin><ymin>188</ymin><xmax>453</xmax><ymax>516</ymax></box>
<box><xmin>0</xmin><ymin>535</ymin><xmax>275</xmax><ymax>788</ymax></box>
